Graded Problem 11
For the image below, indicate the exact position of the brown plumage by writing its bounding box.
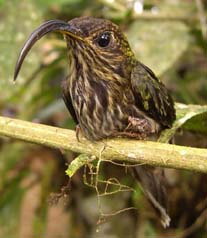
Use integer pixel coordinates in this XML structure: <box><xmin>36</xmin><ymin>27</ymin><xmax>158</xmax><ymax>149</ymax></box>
<box><xmin>14</xmin><ymin>17</ymin><xmax>176</xmax><ymax>227</ymax></box>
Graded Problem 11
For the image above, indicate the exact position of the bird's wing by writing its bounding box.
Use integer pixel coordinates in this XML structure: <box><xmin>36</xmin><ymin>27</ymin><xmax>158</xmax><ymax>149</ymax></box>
<box><xmin>131</xmin><ymin>61</ymin><xmax>175</xmax><ymax>128</ymax></box>
<box><xmin>61</xmin><ymin>78</ymin><xmax>78</xmax><ymax>124</ymax></box>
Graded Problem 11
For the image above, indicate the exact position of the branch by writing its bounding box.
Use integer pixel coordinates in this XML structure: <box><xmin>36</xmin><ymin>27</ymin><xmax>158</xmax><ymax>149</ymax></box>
<box><xmin>0</xmin><ymin>116</ymin><xmax>207</xmax><ymax>173</ymax></box>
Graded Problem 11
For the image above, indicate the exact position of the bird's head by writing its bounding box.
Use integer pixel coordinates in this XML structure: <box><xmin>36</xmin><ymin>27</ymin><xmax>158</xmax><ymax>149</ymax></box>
<box><xmin>14</xmin><ymin>16</ymin><xmax>135</xmax><ymax>81</ymax></box>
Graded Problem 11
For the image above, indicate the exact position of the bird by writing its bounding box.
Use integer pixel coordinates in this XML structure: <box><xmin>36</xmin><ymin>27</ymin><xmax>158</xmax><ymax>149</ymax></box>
<box><xmin>14</xmin><ymin>16</ymin><xmax>176</xmax><ymax>227</ymax></box>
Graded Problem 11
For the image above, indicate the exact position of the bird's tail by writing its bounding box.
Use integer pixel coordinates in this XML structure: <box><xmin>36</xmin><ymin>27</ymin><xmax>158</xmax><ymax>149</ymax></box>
<box><xmin>133</xmin><ymin>166</ymin><xmax>170</xmax><ymax>228</ymax></box>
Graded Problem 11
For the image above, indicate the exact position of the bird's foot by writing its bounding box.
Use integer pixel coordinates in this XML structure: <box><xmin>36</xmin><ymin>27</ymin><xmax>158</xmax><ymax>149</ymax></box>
<box><xmin>75</xmin><ymin>125</ymin><xmax>82</xmax><ymax>142</ymax></box>
<box><xmin>125</xmin><ymin>116</ymin><xmax>155</xmax><ymax>138</ymax></box>
<box><xmin>112</xmin><ymin>117</ymin><xmax>156</xmax><ymax>139</ymax></box>
<box><xmin>112</xmin><ymin>131</ymin><xmax>145</xmax><ymax>139</ymax></box>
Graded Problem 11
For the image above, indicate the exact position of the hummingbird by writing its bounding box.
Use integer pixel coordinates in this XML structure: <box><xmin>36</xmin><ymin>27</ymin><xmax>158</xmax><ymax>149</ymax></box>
<box><xmin>14</xmin><ymin>17</ymin><xmax>175</xmax><ymax>227</ymax></box>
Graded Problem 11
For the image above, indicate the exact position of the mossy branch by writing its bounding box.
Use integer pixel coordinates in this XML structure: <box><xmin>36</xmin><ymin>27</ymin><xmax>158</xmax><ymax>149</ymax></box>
<box><xmin>0</xmin><ymin>116</ymin><xmax>207</xmax><ymax>173</ymax></box>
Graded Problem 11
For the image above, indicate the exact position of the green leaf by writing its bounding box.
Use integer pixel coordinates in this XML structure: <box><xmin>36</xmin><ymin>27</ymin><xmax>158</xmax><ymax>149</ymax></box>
<box><xmin>159</xmin><ymin>103</ymin><xmax>207</xmax><ymax>143</ymax></box>
<box><xmin>66</xmin><ymin>154</ymin><xmax>95</xmax><ymax>177</ymax></box>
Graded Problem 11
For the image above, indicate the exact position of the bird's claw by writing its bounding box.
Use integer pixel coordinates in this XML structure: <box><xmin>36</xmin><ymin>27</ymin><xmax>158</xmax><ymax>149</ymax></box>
<box><xmin>75</xmin><ymin>125</ymin><xmax>82</xmax><ymax>142</ymax></box>
<box><xmin>125</xmin><ymin>116</ymin><xmax>154</xmax><ymax>138</ymax></box>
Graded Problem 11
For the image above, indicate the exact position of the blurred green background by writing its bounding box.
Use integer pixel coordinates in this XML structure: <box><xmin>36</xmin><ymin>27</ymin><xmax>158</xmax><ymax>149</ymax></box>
<box><xmin>0</xmin><ymin>0</ymin><xmax>207</xmax><ymax>237</ymax></box>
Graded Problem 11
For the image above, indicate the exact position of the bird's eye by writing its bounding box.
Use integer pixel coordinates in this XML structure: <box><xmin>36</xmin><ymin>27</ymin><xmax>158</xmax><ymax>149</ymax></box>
<box><xmin>96</xmin><ymin>32</ymin><xmax>111</xmax><ymax>48</ymax></box>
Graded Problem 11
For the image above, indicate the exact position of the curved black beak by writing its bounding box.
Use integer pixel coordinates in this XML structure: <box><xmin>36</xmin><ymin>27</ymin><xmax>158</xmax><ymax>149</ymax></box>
<box><xmin>14</xmin><ymin>19</ymin><xmax>82</xmax><ymax>81</ymax></box>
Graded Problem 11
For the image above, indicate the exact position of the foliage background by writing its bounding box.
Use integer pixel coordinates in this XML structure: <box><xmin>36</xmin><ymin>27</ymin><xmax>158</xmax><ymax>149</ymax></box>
<box><xmin>0</xmin><ymin>0</ymin><xmax>207</xmax><ymax>237</ymax></box>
